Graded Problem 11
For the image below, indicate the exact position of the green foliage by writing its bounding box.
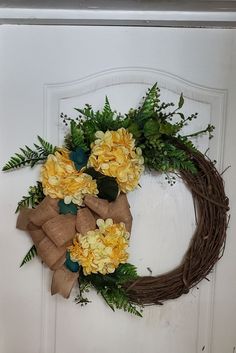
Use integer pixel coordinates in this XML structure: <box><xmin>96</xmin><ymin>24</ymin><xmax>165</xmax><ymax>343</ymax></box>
<box><xmin>2</xmin><ymin>136</ymin><xmax>55</xmax><ymax>171</ymax></box>
<box><xmin>70</xmin><ymin>120</ymin><xmax>88</xmax><ymax>151</ymax></box>
<box><xmin>78</xmin><ymin>264</ymin><xmax>142</xmax><ymax>316</ymax></box>
<box><xmin>75</xmin><ymin>96</ymin><xmax>127</xmax><ymax>135</ymax></box>
<box><xmin>111</xmin><ymin>263</ymin><xmax>139</xmax><ymax>283</ymax></box>
<box><xmin>100</xmin><ymin>287</ymin><xmax>142</xmax><ymax>317</ymax></box>
<box><xmin>16</xmin><ymin>181</ymin><xmax>45</xmax><ymax>213</ymax></box>
<box><xmin>62</xmin><ymin>97</ymin><xmax>130</xmax><ymax>147</ymax></box>
<box><xmin>20</xmin><ymin>245</ymin><xmax>37</xmax><ymax>267</ymax></box>
<box><xmin>60</xmin><ymin>84</ymin><xmax>214</xmax><ymax>178</ymax></box>
<box><xmin>129</xmin><ymin>85</ymin><xmax>214</xmax><ymax>176</ymax></box>
<box><xmin>135</xmin><ymin>83</ymin><xmax>160</xmax><ymax>125</ymax></box>
<box><xmin>86</xmin><ymin>263</ymin><xmax>139</xmax><ymax>287</ymax></box>
<box><xmin>142</xmin><ymin>142</ymin><xmax>198</xmax><ymax>175</ymax></box>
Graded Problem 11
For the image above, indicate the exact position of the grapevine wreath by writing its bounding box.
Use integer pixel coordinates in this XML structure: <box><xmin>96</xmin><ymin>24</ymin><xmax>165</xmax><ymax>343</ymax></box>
<box><xmin>3</xmin><ymin>84</ymin><xmax>229</xmax><ymax>317</ymax></box>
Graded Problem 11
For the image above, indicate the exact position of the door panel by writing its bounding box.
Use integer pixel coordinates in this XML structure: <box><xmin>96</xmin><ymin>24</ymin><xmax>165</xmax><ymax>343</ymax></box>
<box><xmin>0</xmin><ymin>26</ymin><xmax>235</xmax><ymax>353</ymax></box>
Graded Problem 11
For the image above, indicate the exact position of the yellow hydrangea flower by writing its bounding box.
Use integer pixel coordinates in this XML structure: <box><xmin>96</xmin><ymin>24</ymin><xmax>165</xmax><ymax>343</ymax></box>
<box><xmin>68</xmin><ymin>218</ymin><xmax>129</xmax><ymax>275</ymax></box>
<box><xmin>88</xmin><ymin>128</ymin><xmax>144</xmax><ymax>193</ymax></box>
<box><xmin>40</xmin><ymin>148</ymin><xmax>98</xmax><ymax>205</ymax></box>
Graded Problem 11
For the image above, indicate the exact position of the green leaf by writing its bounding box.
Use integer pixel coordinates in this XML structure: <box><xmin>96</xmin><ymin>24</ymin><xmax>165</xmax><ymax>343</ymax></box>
<box><xmin>144</xmin><ymin>119</ymin><xmax>160</xmax><ymax>138</ymax></box>
<box><xmin>20</xmin><ymin>245</ymin><xmax>37</xmax><ymax>267</ymax></box>
<box><xmin>127</xmin><ymin>122</ymin><xmax>142</xmax><ymax>140</ymax></box>
<box><xmin>159</xmin><ymin>122</ymin><xmax>180</xmax><ymax>136</ymax></box>
<box><xmin>96</xmin><ymin>177</ymin><xmax>119</xmax><ymax>202</ymax></box>
<box><xmin>177</xmin><ymin>112</ymin><xmax>185</xmax><ymax>120</ymax></box>
<box><xmin>84</xmin><ymin>167</ymin><xmax>119</xmax><ymax>201</ymax></box>
<box><xmin>178</xmin><ymin>93</ymin><xmax>184</xmax><ymax>109</ymax></box>
<box><xmin>84</xmin><ymin>167</ymin><xmax>102</xmax><ymax>179</ymax></box>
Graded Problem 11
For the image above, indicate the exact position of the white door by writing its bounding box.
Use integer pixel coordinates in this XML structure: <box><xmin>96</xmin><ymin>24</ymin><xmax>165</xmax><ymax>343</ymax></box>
<box><xmin>0</xmin><ymin>25</ymin><xmax>236</xmax><ymax>353</ymax></box>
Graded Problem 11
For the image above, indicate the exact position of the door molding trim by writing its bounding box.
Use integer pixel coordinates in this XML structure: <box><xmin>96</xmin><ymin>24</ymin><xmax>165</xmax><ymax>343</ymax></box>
<box><xmin>0</xmin><ymin>8</ymin><xmax>236</xmax><ymax>28</ymax></box>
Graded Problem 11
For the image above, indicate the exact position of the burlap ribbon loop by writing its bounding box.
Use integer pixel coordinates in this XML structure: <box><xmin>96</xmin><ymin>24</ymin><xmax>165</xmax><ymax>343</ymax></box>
<box><xmin>16</xmin><ymin>194</ymin><xmax>132</xmax><ymax>299</ymax></box>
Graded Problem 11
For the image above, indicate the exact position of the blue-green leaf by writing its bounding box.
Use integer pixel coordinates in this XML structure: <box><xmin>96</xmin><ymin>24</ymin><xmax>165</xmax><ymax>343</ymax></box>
<box><xmin>65</xmin><ymin>252</ymin><xmax>80</xmax><ymax>273</ymax></box>
<box><xmin>58</xmin><ymin>200</ymin><xmax>78</xmax><ymax>215</ymax></box>
<box><xmin>70</xmin><ymin>147</ymin><xmax>88</xmax><ymax>170</ymax></box>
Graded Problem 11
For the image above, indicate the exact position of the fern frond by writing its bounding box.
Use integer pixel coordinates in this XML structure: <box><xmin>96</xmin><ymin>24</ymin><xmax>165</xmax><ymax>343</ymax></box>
<box><xmin>16</xmin><ymin>181</ymin><xmax>45</xmax><ymax>213</ymax></box>
<box><xmin>34</xmin><ymin>136</ymin><xmax>56</xmax><ymax>155</ymax></box>
<box><xmin>20</xmin><ymin>245</ymin><xmax>37</xmax><ymax>267</ymax></box>
<box><xmin>70</xmin><ymin>121</ymin><xmax>88</xmax><ymax>151</ymax></box>
<box><xmin>74</xmin><ymin>104</ymin><xmax>94</xmax><ymax>119</ymax></box>
<box><xmin>2</xmin><ymin>136</ymin><xmax>56</xmax><ymax>171</ymax></box>
<box><xmin>79</xmin><ymin>263</ymin><xmax>141</xmax><ymax>316</ymax></box>
<box><xmin>113</xmin><ymin>263</ymin><xmax>138</xmax><ymax>284</ymax></box>
<box><xmin>101</xmin><ymin>287</ymin><xmax>142</xmax><ymax>317</ymax></box>
<box><xmin>103</xmin><ymin>96</ymin><xmax>112</xmax><ymax>116</ymax></box>
<box><xmin>136</xmin><ymin>83</ymin><xmax>160</xmax><ymax>124</ymax></box>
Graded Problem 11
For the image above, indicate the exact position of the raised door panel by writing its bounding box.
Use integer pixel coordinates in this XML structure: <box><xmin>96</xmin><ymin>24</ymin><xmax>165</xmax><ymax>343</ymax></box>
<box><xmin>0</xmin><ymin>26</ymin><xmax>234</xmax><ymax>353</ymax></box>
<box><xmin>43</xmin><ymin>68</ymin><xmax>226</xmax><ymax>353</ymax></box>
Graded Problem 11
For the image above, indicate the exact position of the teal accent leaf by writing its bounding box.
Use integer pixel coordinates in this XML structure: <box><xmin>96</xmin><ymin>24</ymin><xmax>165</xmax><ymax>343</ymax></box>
<box><xmin>58</xmin><ymin>200</ymin><xmax>78</xmax><ymax>215</ymax></box>
<box><xmin>70</xmin><ymin>147</ymin><xmax>88</xmax><ymax>170</ymax></box>
<box><xmin>65</xmin><ymin>252</ymin><xmax>80</xmax><ymax>273</ymax></box>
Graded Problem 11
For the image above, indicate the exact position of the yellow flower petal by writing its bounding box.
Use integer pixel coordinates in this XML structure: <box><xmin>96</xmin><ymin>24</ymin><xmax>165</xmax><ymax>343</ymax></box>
<box><xmin>88</xmin><ymin>128</ymin><xmax>144</xmax><ymax>192</ymax></box>
<box><xmin>68</xmin><ymin>219</ymin><xmax>129</xmax><ymax>275</ymax></box>
<box><xmin>40</xmin><ymin>148</ymin><xmax>98</xmax><ymax>204</ymax></box>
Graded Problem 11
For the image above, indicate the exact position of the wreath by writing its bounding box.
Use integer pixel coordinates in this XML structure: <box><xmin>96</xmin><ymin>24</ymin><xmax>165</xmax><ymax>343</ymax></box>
<box><xmin>3</xmin><ymin>84</ymin><xmax>229</xmax><ymax>317</ymax></box>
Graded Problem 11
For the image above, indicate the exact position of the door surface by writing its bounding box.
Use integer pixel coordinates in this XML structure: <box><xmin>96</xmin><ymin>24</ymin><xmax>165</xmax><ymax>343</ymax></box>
<box><xmin>0</xmin><ymin>25</ymin><xmax>236</xmax><ymax>353</ymax></box>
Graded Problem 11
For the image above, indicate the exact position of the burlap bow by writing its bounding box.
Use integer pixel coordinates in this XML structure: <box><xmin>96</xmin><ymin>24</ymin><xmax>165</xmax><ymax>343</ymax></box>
<box><xmin>16</xmin><ymin>194</ymin><xmax>132</xmax><ymax>298</ymax></box>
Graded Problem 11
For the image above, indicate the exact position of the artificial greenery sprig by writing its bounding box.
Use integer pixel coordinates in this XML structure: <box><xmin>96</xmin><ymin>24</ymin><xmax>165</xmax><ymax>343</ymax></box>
<box><xmin>20</xmin><ymin>245</ymin><xmax>37</xmax><ymax>267</ymax></box>
<box><xmin>16</xmin><ymin>181</ymin><xmax>45</xmax><ymax>267</ymax></box>
<box><xmin>16</xmin><ymin>181</ymin><xmax>45</xmax><ymax>213</ymax></box>
<box><xmin>77</xmin><ymin>263</ymin><xmax>143</xmax><ymax>317</ymax></box>
<box><xmin>2</xmin><ymin>136</ymin><xmax>56</xmax><ymax>171</ymax></box>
